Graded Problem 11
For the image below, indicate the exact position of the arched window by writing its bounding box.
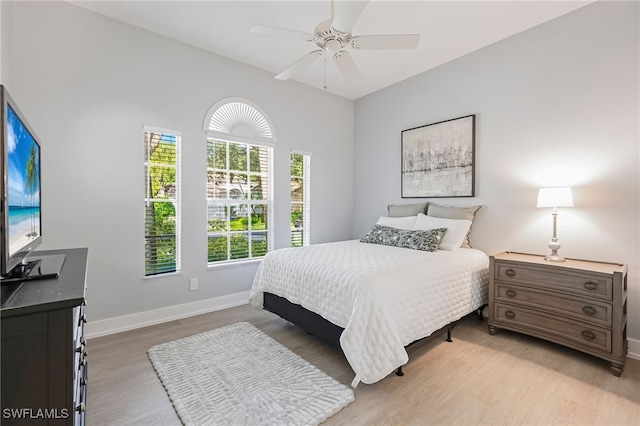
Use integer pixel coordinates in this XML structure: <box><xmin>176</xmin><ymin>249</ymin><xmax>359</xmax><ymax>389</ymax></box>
<box><xmin>204</xmin><ymin>99</ymin><xmax>274</xmax><ymax>264</ymax></box>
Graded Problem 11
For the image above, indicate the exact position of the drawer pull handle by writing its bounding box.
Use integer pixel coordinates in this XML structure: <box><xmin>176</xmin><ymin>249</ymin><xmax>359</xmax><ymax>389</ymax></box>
<box><xmin>76</xmin><ymin>403</ymin><xmax>85</xmax><ymax>413</ymax></box>
<box><xmin>581</xmin><ymin>330</ymin><xmax>596</xmax><ymax>341</ymax></box>
<box><xmin>506</xmin><ymin>289</ymin><xmax>517</xmax><ymax>298</ymax></box>
<box><xmin>505</xmin><ymin>269</ymin><xmax>516</xmax><ymax>277</ymax></box>
<box><xmin>583</xmin><ymin>281</ymin><xmax>598</xmax><ymax>291</ymax></box>
<box><xmin>505</xmin><ymin>310</ymin><xmax>516</xmax><ymax>319</ymax></box>
<box><xmin>582</xmin><ymin>305</ymin><xmax>597</xmax><ymax>316</ymax></box>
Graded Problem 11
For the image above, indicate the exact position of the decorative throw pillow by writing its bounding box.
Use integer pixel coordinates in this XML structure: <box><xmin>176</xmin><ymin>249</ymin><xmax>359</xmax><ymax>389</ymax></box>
<box><xmin>360</xmin><ymin>224</ymin><xmax>446</xmax><ymax>252</ymax></box>
<box><xmin>388</xmin><ymin>202</ymin><xmax>429</xmax><ymax>217</ymax></box>
<box><xmin>376</xmin><ymin>215</ymin><xmax>417</xmax><ymax>230</ymax></box>
<box><xmin>427</xmin><ymin>203</ymin><xmax>481</xmax><ymax>248</ymax></box>
<box><xmin>413</xmin><ymin>213</ymin><xmax>472</xmax><ymax>251</ymax></box>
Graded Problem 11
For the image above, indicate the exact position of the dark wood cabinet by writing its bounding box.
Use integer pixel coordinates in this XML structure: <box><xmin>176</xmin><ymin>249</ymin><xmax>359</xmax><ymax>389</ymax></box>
<box><xmin>1</xmin><ymin>248</ymin><xmax>88</xmax><ymax>425</ymax></box>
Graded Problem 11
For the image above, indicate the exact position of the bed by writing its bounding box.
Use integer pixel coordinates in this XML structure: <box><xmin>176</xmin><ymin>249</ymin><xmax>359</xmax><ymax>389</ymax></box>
<box><xmin>249</xmin><ymin>204</ymin><xmax>489</xmax><ymax>387</ymax></box>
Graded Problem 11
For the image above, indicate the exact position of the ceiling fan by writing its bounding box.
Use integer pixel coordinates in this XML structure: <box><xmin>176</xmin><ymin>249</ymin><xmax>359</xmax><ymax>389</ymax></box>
<box><xmin>250</xmin><ymin>0</ymin><xmax>420</xmax><ymax>84</ymax></box>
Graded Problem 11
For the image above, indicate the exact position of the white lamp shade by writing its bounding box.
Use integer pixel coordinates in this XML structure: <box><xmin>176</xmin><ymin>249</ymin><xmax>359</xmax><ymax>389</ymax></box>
<box><xmin>537</xmin><ymin>187</ymin><xmax>574</xmax><ymax>208</ymax></box>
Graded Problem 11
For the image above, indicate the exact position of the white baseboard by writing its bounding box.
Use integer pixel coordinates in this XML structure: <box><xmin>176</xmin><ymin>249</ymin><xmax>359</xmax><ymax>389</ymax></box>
<box><xmin>85</xmin><ymin>291</ymin><xmax>250</xmax><ymax>339</ymax></box>
<box><xmin>627</xmin><ymin>337</ymin><xmax>640</xmax><ymax>360</ymax></box>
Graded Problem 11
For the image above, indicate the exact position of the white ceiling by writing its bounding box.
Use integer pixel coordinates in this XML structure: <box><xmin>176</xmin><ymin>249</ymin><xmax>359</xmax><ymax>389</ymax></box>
<box><xmin>70</xmin><ymin>0</ymin><xmax>593</xmax><ymax>100</ymax></box>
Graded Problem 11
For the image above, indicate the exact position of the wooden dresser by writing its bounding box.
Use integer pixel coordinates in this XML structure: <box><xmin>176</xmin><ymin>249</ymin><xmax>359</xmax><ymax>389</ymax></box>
<box><xmin>1</xmin><ymin>248</ymin><xmax>88</xmax><ymax>425</ymax></box>
<box><xmin>488</xmin><ymin>251</ymin><xmax>627</xmax><ymax>376</ymax></box>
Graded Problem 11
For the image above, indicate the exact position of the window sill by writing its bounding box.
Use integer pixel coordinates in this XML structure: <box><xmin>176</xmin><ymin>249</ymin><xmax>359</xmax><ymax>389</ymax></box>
<box><xmin>143</xmin><ymin>270</ymin><xmax>182</xmax><ymax>280</ymax></box>
<box><xmin>207</xmin><ymin>258</ymin><xmax>263</xmax><ymax>271</ymax></box>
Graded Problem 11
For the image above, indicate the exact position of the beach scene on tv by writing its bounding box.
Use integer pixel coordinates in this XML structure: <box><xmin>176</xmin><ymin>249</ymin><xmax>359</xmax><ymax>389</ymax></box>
<box><xmin>7</xmin><ymin>105</ymin><xmax>40</xmax><ymax>257</ymax></box>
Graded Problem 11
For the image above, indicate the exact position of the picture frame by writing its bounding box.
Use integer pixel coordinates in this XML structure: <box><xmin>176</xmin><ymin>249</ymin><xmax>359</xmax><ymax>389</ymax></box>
<box><xmin>401</xmin><ymin>114</ymin><xmax>475</xmax><ymax>198</ymax></box>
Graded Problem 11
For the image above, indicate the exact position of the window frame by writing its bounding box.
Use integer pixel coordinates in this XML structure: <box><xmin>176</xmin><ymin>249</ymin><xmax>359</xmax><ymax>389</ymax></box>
<box><xmin>206</xmin><ymin>132</ymin><xmax>274</xmax><ymax>267</ymax></box>
<box><xmin>143</xmin><ymin>126</ymin><xmax>181</xmax><ymax>278</ymax></box>
<box><xmin>291</xmin><ymin>150</ymin><xmax>311</xmax><ymax>247</ymax></box>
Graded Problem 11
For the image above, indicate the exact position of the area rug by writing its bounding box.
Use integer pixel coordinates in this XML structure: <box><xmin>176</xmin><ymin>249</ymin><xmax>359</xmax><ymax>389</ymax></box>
<box><xmin>148</xmin><ymin>322</ymin><xmax>355</xmax><ymax>425</ymax></box>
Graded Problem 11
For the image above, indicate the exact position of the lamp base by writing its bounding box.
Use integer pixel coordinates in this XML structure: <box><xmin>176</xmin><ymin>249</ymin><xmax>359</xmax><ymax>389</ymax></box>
<box><xmin>545</xmin><ymin>241</ymin><xmax>565</xmax><ymax>262</ymax></box>
<box><xmin>544</xmin><ymin>254</ymin><xmax>566</xmax><ymax>262</ymax></box>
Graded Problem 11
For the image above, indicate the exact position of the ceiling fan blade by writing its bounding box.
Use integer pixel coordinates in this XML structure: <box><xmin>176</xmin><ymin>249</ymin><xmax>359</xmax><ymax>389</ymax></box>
<box><xmin>250</xmin><ymin>25</ymin><xmax>314</xmax><ymax>42</ymax></box>
<box><xmin>351</xmin><ymin>34</ymin><xmax>421</xmax><ymax>50</ymax></box>
<box><xmin>275</xmin><ymin>50</ymin><xmax>323</xmax><ymax>80</ymax></box>
<box><xmin>333</xmin><ymin>51</ymin><xmax>362</xmax><ymax>81</ymax></box>
<box><xmin>331</xmin><ymin>0</ymin><xmax>369</xmax><ymax>33</ymax></box>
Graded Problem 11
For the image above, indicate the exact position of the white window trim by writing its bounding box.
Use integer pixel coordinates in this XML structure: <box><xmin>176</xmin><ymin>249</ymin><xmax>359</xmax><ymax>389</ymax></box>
<box><xmin>207</xmin><ymin>257</ymin><xmax>262</xmax><ymax>271</ymax></box>
<box><xmin>206</xmin><ymin>134</ymin><xmax>274</xmax><ymax>265</ymax></box>
<box><xmin>207</xmin><ymin>130</ymin><xmax>275</xmax><ymax>149</ymax></box>
<box><xmin>143</xmin><ymin>126</ymin><xmax>181</xmax><ymax>277</ymax></box>
<box><xmin>204</xmin><ymin>98</ymin><xmax>275</xmax><ymax>266</ymax></box>
<box><xmin>291</xmin><ymin>149</ymin><xmax>311</xmax><ymax>247</ymax></box>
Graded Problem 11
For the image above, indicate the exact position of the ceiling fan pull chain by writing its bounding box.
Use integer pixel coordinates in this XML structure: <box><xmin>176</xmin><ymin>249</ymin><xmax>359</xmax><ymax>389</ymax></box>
<box><xmin>323</xmin><ymin>51</ymin><xmax>327</xmax><ymax>90</ymax></box>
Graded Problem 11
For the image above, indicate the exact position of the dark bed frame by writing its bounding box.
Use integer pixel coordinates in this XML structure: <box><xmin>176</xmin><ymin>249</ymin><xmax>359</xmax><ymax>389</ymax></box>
<box><xmin>263</xmin><ymin>292</ymin><xmax>486</xmax><ymax>377</ymax></box>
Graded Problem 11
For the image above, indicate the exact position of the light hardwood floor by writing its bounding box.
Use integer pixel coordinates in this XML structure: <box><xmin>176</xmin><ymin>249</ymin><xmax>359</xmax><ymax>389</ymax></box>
<box><xmin>87</xmin><ymin>304</ymin><xmax>640</xmax><ymax>425</ymax></box>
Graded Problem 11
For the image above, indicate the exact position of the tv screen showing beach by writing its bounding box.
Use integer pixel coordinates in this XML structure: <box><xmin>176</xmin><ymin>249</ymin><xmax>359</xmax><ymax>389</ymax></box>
<box><xmin>6</xmin><ymin>105</ymin><xmax>41</xmax><ymax>257</ymax></box>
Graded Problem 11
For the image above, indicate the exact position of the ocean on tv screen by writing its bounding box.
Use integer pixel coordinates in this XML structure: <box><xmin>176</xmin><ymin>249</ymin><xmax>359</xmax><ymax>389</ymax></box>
<box><xmin>6</xmin><ymin>104</ymin><xmax>41</xmax><ymax>256</ymax></box>
<box><xmin>8</xmin><ymin>206</ymin><xmax>41</xmax><ymax>252</ymax></box>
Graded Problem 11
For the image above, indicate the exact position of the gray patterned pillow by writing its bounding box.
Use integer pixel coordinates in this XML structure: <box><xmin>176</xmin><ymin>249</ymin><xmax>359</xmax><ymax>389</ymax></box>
<box><xmin>360</xmin><ymin>225</ymin><xmax>447</xmax><ymax>252</ymax></box>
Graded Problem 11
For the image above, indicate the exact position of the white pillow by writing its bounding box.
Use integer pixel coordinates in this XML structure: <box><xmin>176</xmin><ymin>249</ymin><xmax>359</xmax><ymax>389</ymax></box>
<box><xmin>376</xmin><ymin>215</ymin><xmax>417</xmax><ymax>230</ymax></box>
<box><xmin>412</xmin><ymin>213</ymin><xmax>472</xmax><ymax>250</ymax></box>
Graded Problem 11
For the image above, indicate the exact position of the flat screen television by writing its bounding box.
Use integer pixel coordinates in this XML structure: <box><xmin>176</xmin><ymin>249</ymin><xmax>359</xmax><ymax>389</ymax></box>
<box><xmin>1</xmin><ymin>84</ymin><xmax>63</xmax><ymax>285</ymax></box>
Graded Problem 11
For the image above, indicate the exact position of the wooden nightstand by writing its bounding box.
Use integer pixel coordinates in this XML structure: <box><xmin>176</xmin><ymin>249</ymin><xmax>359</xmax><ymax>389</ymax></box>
<box><xmin>488</xmin><ymin>251</ymin><xmax>628</xmax><ymax>376</ymax></box>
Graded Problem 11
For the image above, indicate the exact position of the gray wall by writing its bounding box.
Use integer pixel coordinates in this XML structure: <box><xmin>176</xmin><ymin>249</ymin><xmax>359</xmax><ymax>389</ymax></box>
<box><xmin>10</xmin><ymin>1</ymin><xmax>354</xmax><ymax>322</ymax></box>
<box><xmin>0</xmin><ymin>1</ymin><xmax>12</xmax><ymax>86</ymax></box>
<box><xmin>353</xmin><ymin>1</ymin><xmax>639</xmax><ymax>340</ymax></box>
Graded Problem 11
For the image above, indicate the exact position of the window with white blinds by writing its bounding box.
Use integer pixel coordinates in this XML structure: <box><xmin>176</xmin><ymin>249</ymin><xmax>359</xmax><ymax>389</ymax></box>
<box><xmin>144</xmin><ymin>129</ymin><xmax>181</xmax><ymax>276</ymax></box>
<box><xmin>291</xmin><ymin>151</ymin><xmax>310</xmax><ymax>247</ymax></box>
<box><xmin>207</xmin><ymin>137</ymin><xmax>273</xmax><ymax>264</ymax></box>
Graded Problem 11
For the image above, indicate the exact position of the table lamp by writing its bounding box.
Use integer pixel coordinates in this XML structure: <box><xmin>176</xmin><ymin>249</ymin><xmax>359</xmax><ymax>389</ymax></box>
<box><xmin>536</xmin><ymin>187</ymin><xmax>574</xmax><ymax>262</ymax></box>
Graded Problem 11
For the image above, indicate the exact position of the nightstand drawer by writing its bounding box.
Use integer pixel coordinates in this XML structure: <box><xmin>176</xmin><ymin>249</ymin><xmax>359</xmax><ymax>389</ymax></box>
<box><xmin>494</xmin><ymin>304</ymin><xmax>611</xmax><ymax>353</ymax></box>
<box><xmin>496</xmin><ymin>284</ymin><xmax>612</xmax><ymax>327</ymax></box>
<box><xmin>494</xmin><ymin>262</ymin><xmax>612</xmax><ymax>301</ymax></box>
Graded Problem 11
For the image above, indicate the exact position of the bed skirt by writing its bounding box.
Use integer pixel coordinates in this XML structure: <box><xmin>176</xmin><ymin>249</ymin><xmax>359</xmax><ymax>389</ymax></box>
<box><xmin>264</xmin><ymin>292</ymin><xmax>344</xmax><ymax>348</ymax></box>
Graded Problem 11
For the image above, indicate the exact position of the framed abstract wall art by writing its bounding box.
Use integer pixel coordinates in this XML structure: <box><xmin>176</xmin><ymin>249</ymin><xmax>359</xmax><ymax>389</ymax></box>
<box><xmin>401</xmin><ymin>114</ymin><xmax>475</xmax><ymax>198</ymax></box>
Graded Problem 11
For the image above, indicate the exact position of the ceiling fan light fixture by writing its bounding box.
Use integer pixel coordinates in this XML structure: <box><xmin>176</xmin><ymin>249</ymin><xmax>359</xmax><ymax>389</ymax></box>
<box><xmin>325</xmin><ymin>38</ymin><xmax>342</xmax><ymax>52</ymax></box>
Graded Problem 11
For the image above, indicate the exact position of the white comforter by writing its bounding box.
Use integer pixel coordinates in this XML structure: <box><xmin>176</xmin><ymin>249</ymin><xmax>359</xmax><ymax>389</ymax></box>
<box><xmin>249</xmin><ymin>240</ymin><xmax>489</xmax><ymax>386</ymax></box>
